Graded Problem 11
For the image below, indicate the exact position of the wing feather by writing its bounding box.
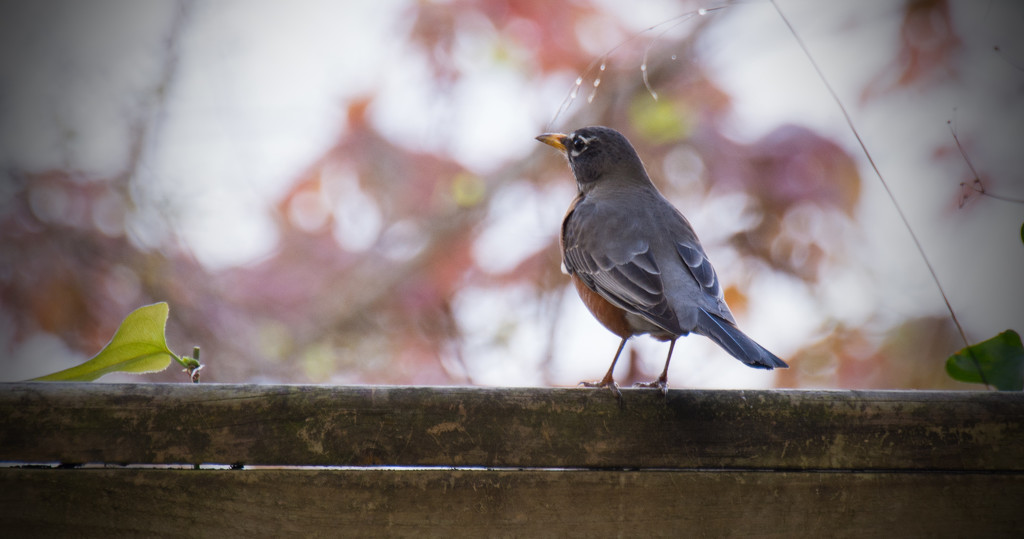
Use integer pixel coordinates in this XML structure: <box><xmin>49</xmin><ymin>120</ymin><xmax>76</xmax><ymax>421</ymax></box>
<box><xmin>675</xmin><ymin>242</ymin><xmax>721</xmax><ymax>298</ymax></box>
<box><xmin>563</xmin><ymin>199</ymin><xmax>679</xmax><ymax>334</ymax></box>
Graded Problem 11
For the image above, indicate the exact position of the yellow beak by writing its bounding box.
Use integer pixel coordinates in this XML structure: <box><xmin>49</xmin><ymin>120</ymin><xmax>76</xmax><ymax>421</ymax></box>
<box><xmin>535</xmin><ymin>133</ymin><xmax>569</xmax><ymax>152</ymax></box>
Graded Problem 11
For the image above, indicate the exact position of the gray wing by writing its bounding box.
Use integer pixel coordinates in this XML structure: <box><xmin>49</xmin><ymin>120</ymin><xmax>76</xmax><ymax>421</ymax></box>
<box><xmin>674</xmin><ymin>238</ymin><xmax>735</xmax><ymax>324</ymax></box>
<box><xmin>562</xmin><ymin>199</ymin><xmax>680</xmax><ymax>334</ymax></box>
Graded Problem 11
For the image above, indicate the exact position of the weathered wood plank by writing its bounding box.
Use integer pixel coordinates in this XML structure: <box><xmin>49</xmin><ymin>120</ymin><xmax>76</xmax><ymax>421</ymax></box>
<box><xmin>1</xmin><ymin>467</ymin><xmax>1021</xmax><ymax>538</ymax></box>
<box><xmin>1</xmin><ymin>383</ymin><xmax>1021</xmax><ymax>470</ymax></box>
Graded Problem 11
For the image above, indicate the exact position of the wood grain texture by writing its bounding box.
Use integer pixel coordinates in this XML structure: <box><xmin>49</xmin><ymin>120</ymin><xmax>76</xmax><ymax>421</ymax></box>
<box><xmin>1</xmin><ymin>467</ymin><xmax>1021</xmax><ymax>538</ymax></box>
<box><xmin>1</xmin><ymin>383</ymin><xmax>1021</xmax><ymax>470</ymax></box>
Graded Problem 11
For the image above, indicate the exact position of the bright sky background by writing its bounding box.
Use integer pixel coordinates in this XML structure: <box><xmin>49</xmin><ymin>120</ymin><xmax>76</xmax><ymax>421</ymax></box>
<box><xmin>2</xmin><ymin>0</ymin><xmax>1021</xmax><ymax>387</ymax></box>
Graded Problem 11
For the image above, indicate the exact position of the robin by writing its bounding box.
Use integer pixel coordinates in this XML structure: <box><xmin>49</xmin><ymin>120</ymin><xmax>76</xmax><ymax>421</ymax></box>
<box><xmin>537</xmin><ymin>126</ymin><xmax>788</xmax><ymax>397</ymax></box>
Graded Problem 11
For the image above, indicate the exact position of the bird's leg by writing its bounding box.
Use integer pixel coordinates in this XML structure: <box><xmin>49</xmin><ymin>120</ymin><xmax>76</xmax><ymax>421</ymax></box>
<box><xmin>580</xmin><ymin>337</ymin><xmax>627</xmax><ymax>400</ymax></box>
<box><xmin>633</xmin><ymin>338</ymin><xmax>676</xmax><ymax>395</ymax></box>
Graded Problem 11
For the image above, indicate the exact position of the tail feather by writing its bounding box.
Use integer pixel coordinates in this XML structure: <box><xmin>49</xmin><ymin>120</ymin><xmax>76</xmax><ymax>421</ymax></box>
<box><xmin>696</xmin><ymin>309</ymin><xmax>788</xmax><ymax>370</ymax></box>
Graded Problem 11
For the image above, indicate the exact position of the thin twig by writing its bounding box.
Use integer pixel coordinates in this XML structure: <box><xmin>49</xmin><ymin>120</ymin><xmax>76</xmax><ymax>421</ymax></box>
<box><xmin>948</xmin><ymin>118</ymin><xmax>1024</xmax><ymax>206</ymax></box>
<box><xmin>770</xmin><ymin>0</ymin><xmax>989</xmax><ymax>388</ymax></box>
<box><xmin>549</xmin><ymin>6</ymin><xmax>726</xmax><ymax>127</ymax></box>
<box><xmin>993</xmin><ymin>45</ymin><xmax>1024</xmax><ymax>73</ymax></box>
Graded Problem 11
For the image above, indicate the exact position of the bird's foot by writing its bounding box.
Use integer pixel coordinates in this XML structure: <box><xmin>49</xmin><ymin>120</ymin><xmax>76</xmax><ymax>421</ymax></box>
<box><xmin>579</xmin><ymin>379</ymin><xmax>622</xmax><ymax>401</ymax></box>
<box><xmin>633</xmin><ymin>377</ymin><xmax>669</xmax><ymax>396</ymax></box>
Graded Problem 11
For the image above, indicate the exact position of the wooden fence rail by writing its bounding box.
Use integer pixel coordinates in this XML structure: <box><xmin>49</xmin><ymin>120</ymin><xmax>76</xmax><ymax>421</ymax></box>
<box><xmin>1</xmin><ymin>383</ymin><xmax>1022</xmax><ymax>537</ymax></box>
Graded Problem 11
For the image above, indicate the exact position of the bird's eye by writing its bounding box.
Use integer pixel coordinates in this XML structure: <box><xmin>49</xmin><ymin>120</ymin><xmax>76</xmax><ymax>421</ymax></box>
<box><xmin>570</xmin><ymin>136</ymin><xmax>588</xmax><ymax>155</ymax></box>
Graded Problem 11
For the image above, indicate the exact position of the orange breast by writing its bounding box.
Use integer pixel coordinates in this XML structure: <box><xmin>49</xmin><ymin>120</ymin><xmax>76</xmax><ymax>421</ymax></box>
<box><xmin>571</xmin><ymin>274</ymin><xmax>635</xmax><ymax>339</ymax></box>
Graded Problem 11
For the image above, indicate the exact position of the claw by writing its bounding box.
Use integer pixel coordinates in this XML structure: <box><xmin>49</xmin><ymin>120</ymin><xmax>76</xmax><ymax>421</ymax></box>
<box><xmin>580</xmin><ymin>379</ymin><xmax>622</xmax><ymax>401</ymax></box>
<box><xmin>633</xmin><ymin>377</ymin><xmax>669</xmax><ymax>397</ymax></box>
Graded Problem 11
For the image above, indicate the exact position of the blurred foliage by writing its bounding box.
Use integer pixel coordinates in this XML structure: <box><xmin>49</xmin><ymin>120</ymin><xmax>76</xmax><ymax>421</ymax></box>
<box><xmin>861</xmin><ymin>0</ymin><xmax>961</xmax><ymax>102</ymax></box>
<box><xmin>781</xmin><ymin>316</ymin><xmax>975</xmax><ymax>390</ymax></box>
<box><xmin>0</xmin><ymin>0</ymin><xmax>992</xmax><ymax>387</ymax></box>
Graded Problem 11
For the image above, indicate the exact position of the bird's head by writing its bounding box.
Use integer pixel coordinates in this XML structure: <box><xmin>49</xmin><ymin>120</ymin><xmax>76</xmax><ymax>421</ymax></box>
<box><xmin>536</xmin><ymin>126</ymin><xmax>650</xmax><ymax>190</ymax></box>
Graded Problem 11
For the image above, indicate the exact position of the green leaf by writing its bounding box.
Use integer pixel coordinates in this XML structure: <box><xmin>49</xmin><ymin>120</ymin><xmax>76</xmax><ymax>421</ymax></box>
<box><xmin>945</xmin><ymin>330</ymin><xmax>1024</xmax><ymax>391</ymax></box>
<box><xmin>31</xmin><ymin>302</ymin><xmax>176</xmax><ymax>382</ymax></box>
